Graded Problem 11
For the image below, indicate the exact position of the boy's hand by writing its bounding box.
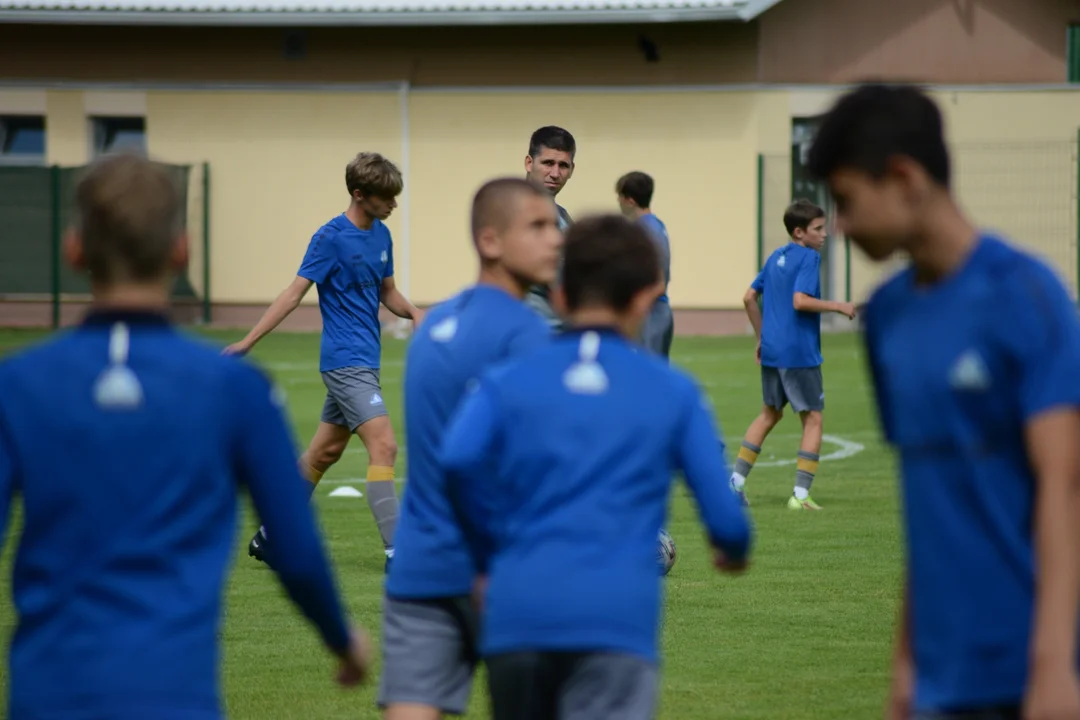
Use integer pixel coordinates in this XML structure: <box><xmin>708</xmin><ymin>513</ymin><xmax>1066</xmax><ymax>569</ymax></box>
<box><xmin>222</xmin><ymin>340</ymin><xmax>252</xmax><ymax>357</ymax></box>
<box><xmin>1024</xmin><ymin>661</ymin><xmax>1080</xmax><ymax>720</ymax></box>
<box><xmin>838</xmin><ymin>302</ymin><xmax>857</xmax><ymax>320</ymax></box>
<box><xmin>335</xmin><ymin>627</ymin><xmax>372</xmax><ymax>687</ymax></box>
<box><xmin>755</xmin><ymin>341</ymin><xmax>762</xmax><ymax>365</ymax></box>
<box><xmin>884</xmin><ymin>651</ymin><xmax>913</xmax><ymax>720</ymax></box>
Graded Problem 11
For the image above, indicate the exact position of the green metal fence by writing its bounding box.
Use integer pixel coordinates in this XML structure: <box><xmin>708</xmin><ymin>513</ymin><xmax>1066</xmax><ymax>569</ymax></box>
<box><xmin>0</xmin><ymin>161</ymin><xmax>211</xmax><ymax>328</ymax></box>
<box><xmin>757</xmin><ymin>138</ymin><xmax>1080</xmax><ymax>304</ymax></box>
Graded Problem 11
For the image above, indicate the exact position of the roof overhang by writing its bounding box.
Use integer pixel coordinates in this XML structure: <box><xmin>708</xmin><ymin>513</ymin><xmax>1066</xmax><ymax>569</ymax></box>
<box><xmin>0</xmin><ymin>0</ymin><xmax>784</xmax><ymax>26</ymax></box>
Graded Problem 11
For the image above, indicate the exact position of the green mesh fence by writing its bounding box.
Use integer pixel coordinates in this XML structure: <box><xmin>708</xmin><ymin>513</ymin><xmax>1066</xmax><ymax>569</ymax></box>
<box><xmin>0</xmin><ymin>162</ymin><xmax>210</xmax><ymax>327</ymax></box>
<box><xmin>758</xmin><ymin>138</ymin><xmax>1080</xmax><ymax>304</ymax></box>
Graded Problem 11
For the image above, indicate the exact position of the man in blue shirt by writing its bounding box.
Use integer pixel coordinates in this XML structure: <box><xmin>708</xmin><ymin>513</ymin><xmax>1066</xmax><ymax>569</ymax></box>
<box><xmin>379</xmin><ymin>177</ymin><xmax>562</xmax><ymax>720</ymax></box>
<box><xmin>0</xmin><ymin>153</ymin><xmax>369</xmax><ymax>720</ymax></box>
<box><xmin>523</xmin><ymin>125</ymin><xmax>576</xmax><ymax>331</ymax></box>
<box><xmin>441</xmin><ymin>214</ymin><xmax>753</xmax><ymax>720</ymax></box>
<box><xmin>808</xmin><ymin>83</ymin><xmax>1080</xmax><ymax>720</ymax></box>
<box><xmin>728</xmin><ymin>199</ymin><xmax>856</xmax><ymax>510</ymax></box>
<box><xmin>224</xmin><ymin>152</ymin><xmax>424</xmax><ymax>571</ymax></box>
<box><xmin>616</xmin><ymin>170</ymin><xmax>674</xmax><ymax>359</ymax></box>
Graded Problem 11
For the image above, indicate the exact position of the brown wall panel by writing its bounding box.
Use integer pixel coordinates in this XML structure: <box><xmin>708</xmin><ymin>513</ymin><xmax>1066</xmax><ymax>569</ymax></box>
<box><xmin>0</xmin><ymin>21</ymin><xmax>758</xmax><ymax>87</ymax></box>
<box><xmin>759</xmin><ymin>0</ymin><xmax>1078</xmax><ymax>84</ymax></box>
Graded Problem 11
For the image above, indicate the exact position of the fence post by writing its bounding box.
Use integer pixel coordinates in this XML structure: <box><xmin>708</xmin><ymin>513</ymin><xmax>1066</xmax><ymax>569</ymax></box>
<box><xmin>1076</xmin><ymin>129</ymin><xmax>1080</xmax><ymax>304</ymax></box>
<box><xmin>201</xmin><ymin>161</ymin><xmax>211</xmax><ymax>325</ymax></box>
<box><xmin>756</xmin><ymin>154</ymin><xmax>764</xmax><ymax>272</ymax></box>
<box><xmin>49</xmin><ymin>165</ymin><xmax>61</xmax><ymax>330</ymax></box>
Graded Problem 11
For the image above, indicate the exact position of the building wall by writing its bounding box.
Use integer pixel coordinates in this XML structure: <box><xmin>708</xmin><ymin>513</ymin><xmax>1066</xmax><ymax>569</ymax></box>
<box><xmin>759</xmin><ymin>0</ymin><xmax>1078</xmax><ymax>84</ymax></box>
<box><xmin>0</xmin><ymin>21</ymin><xmax>758</xmax><ymax>87</ymax></box>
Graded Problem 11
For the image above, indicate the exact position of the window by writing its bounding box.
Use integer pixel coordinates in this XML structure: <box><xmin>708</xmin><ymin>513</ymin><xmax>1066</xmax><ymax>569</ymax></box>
<box><xmin>0</xmin><ymin>115</ymin><xmax>46</xmax><ymax>165</ymax></box>
<box><xmin>1069</xmin><ymin>24</ymin><xmax>1080</xmax><ymax>83</ymax></box>
<box><xmin>92</xmin><ymin>116</ymin><xmax>146</xmax><ymax>156</ymax></box>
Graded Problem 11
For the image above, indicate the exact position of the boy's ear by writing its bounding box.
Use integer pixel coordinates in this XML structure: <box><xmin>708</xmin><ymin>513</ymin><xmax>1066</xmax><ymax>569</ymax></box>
<box><xmin>63</xmin><ymin>228</ymin><xmax>85</xmax><ymax>271</ymax></box>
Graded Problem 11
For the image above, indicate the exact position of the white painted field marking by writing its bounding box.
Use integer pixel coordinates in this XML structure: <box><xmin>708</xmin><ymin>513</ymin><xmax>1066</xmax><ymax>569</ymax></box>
<box><xmin>752</xmin><ymin>434</ymin><xmax>865</xmax><ymax>468</ymax></box>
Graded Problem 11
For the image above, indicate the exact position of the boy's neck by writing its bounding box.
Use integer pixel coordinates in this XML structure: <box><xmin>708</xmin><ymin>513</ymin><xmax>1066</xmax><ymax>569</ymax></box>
<box><xmin>477</xmin><ymin>265</ymin><xmax>530</xmax><ymax>300</ymax></box>
<box><xmin>91</xmin><ymin>281</ymin><xmax>171</xmax><ymax>312</ymax></box>
<box><xmin>632</xmin><ymin>207</ymin><xmax>651</xmax><ymax>220</ymax></box>
<box><xmin>345</xmin><ymin>202</ymin><xmax>375</xmax><ymax>231</ymax></box>
<box><xmin>907</xmin><ymin>195</ymin><xmax>979</xmax><ymax>285</ymax></box>
<box><xmin>568</xmin><ymin>308</ymin><xmax>633</xmax><ymax>338</ymax></box>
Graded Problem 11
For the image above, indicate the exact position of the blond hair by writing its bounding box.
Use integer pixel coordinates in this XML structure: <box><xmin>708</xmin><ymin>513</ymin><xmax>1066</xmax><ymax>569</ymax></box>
<box><xmin>345</xmin><ymin>152</ymin><xmax>404</xmax><ymax>199</ymax></box>
<box><xmin>75</xmin><ymin>152</ymin><xmax>182</xmax><ymax>283</ymax></box>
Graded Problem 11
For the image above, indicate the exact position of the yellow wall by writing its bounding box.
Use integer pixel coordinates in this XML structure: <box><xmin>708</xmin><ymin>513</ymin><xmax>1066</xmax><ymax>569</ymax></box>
<box><xmin>146</xmin><ymin>90</ymin><xmax>403</xmax><ymax>305</ymax></box>
<box><xmin>21</xmin><ymin>84</ymin><xmax>1080</xmax><ymax>311</ymax></box>
<box><xmin>408</xmin><ymin>90</ymin><xmax>765</xmax><ymax>307</ymax></box>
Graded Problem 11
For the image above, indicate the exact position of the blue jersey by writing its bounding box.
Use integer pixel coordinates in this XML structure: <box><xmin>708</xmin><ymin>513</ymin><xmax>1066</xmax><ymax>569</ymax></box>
<box><xmin>863</xmin><ymin>235</ymin><xmax>1080</xmax><ymax>713</ymax></box>
<box><xmin>638</xmin><ymin>214</ymin><xmax>671</xmax><ymax>303</ymax></box>
<box><xmin>441</xmin><ymin>327</ymin><xmax>752</xmax><ymax>662</ymax></box>
<box><xmin>751</xmin><ymin>243</ymin><xmax>822</xmax><ymax>368</ymax></box>
<box><xmin>387</xmin><ymin>285</ymin><xmax>550</xmax><ymax>599</ymax></box>
<box><xmin>0</xmin><ymin>311</ymin><xmax>349</xmax><ymax>720</ymax></box>
<box><xmin>298</xmin><ymin>214</ymin><xmax>394</xmax><ymax>371</ymax></box>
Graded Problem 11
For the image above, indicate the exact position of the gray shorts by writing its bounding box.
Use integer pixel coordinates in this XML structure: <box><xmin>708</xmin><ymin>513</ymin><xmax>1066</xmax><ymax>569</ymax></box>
<box><xmin>762</xmin><ymin>366</ymin><xmax>824</xmax><ymax>413</ymax></box>
<box><xmin>377</xmin><ymin>596</ymin><xmax>479</xmax><ymax>715</ymax></box>
<box><xmin>640</xmin><ymin>301</ymin><xmax>674</xmax><ymax>359</ymax></box>
<box><xmin>487</xmin><ymin>651</ymin><xmax>658</xmax><ymax>720</ymax></box>
<box><xmin>320</xmin><ymin>366</ymin><xmax>388</xmax><ymax>431</ymax></box>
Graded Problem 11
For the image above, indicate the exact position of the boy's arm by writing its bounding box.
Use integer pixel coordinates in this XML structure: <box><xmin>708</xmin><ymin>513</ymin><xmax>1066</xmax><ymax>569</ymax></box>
<box><xmin>793</xmin><ymin>254</ymin><xmax>855</xmax><ymax>318</ymax></box>
<box><xmin>230</xmin><ymin>364</ymin><xmax>353</xmax><ymax>656</ymax></box>
<box><xmin>744</xmin><ymin>274</ymin><xmax>764</xmax><ymax>340</ymax></box>
<box><xmin>1013</xmin><ymin>267</ymin><xmax>1080</xmax><ymax>714</ymax></box>
<box><xmin>225</xmin><ymin>275</ymin><xmax>314</xmax><ymax>355</ymax></box>
<box><xmin>380</xmin><ymin>277</ymin><xmax>424</xmax><ymax>325</ymax></box>
<box><xmin>675</xmin><ymin>383</ymin><xmax>753</xmax><ymax>567</ymax></box>
<box><xmin>440</xmin><ymin>378</ymin><xmax>504</xmax><ymax>572</ymax></box>
<box><xmin>885</xmin><ymin>578</ymin><xmax>914</xmax><ymax>720</ymax></box>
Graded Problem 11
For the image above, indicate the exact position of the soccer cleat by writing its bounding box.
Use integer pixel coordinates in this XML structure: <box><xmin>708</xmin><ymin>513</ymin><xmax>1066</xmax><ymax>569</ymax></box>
<box><xmin>248</xmin><ymin>527</ymin><xmax>270</xmax><ymax>565</ymax></box>
<box><xmin>729</xmin><ymin>479</ymin><xmax>749</xmax><ymax>507</ymax></box>
<box><xmin>787</xmin><ymin>494</ymin><xmax>822</xmax><ymax>511</ymax></box>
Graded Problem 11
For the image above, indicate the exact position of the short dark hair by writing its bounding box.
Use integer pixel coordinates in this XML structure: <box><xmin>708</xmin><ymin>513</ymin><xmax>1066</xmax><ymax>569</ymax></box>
<box><xmin>75</xmin><ymin>152</ymin><xmax>183</xmax><ymax>284</ymax></box>
<box><xmin>528</xmin><ymin>126</ymin><xmax>576</xmax><ymax>159</ymax></box>
<box><xmin>470</xmin><ymin>176</ymin><xmax>549</xmax><ymax>242</ymax></box>
<box><xmin>806</xmin><ymin>82</ymin><xmax>951</xmax><ymax>188</ymax></box>
<box><xmin>345</xmin><ymin>151</ymin><xmax>404</xmax><ymax>199</ymax></box>
<box><xmin>783</xmin><ymin>199</ymin><xmax>826</xmax><ymax>236</ymax></box>
<box><xmin>615</xmin><ymin>171</ymin><xmax>654</xmax><ymax>208</ymax></box>
<box><xmin>561</xmin><ymin>214</ymin><xmax>659</xmax><ymax>313</ymax></box>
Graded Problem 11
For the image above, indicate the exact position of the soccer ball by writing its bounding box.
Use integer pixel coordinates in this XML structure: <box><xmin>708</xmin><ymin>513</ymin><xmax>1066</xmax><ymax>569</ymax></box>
<box><xmin>657</xmin><ymin>529</ymin><xmax>676</xmax><ymax>576</ymax></box>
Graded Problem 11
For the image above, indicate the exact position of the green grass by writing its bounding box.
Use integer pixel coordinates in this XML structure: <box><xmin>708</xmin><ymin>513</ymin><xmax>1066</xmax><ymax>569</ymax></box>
<box><xmin>0</xmin><ymin>328</ymin><xmax>902</xmax><ymax>719</ymax></box>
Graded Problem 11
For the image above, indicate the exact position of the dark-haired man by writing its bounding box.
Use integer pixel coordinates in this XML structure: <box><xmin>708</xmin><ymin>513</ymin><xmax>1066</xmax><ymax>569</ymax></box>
<box><xmin>523</xmin><ymin>125</ymin><xmax>576</xmax><ymax>330</ymax></box>
<box><xmin>729</xmin><ymin>199</ymin><xmax>856</xmax><ymax>510</ymax></box>
<box><xmin>380</xmin><ymin>177</ymin><xmax>562</xmax><ymax>720</ymax></box>
<box><xmin>442</xmin><ymin>213</ymin><xmax>752</xmax><ymax>720</ymax></box>
<box><xmin>0</xmin><ymin>153</ymin><xmax>368</xmax><ymax>720</ymax></box>
<box><xmin>616</xmin><ymin>170</ymin><xmax>673</xmax><ymax>359</ymax></box>
<box><xmin>809</xmin><ymin>82</ymin><xmax>1080</xmax><ymax>720</ymax></box>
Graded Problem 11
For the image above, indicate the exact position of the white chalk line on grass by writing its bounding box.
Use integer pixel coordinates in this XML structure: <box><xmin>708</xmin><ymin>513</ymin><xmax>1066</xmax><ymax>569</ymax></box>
<box><xmin>319</xmin><ymin>433</ymin><xmax>866</xmax><ymax>486</ymax></box>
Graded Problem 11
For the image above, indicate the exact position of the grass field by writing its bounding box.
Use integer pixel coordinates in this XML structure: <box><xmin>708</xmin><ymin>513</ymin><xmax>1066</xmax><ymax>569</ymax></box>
<box><xmin>0</xmin><ymin>327</ymin><xmax>903</xmax><ymax>720</ymax></box>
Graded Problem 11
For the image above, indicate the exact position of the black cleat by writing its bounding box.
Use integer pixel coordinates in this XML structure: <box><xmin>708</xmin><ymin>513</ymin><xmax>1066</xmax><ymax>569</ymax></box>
<box><xmin>248</xmin><ymin>527</ymin><xmax>270</xmax><ymax>566</ymax></box>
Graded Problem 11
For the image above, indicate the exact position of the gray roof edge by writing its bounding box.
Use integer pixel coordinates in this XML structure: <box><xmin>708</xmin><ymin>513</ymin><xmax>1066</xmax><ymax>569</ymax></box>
<box><xmin>0</xmin><ymin>6</ymin><xmax>750</xmax><ymax>26</ymax></box>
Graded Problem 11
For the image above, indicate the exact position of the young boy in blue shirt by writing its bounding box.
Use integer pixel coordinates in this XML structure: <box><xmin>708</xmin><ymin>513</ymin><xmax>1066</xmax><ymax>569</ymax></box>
<box><xmin>225</xmin><ymin>152</ymin><xmax>424</xmax><ymax>571</ymax></box>
<box><xmin>616</xmin><ymin>171</ymin><xmax>674</xmax><ymax>360</ymax></box>
<box><xmin>441</xmin><ymin>214</ymin><xmax>753</xmax><ymax>720</ymax></box>
<box><xmin>808</xmin><ymin>83</ymin><xmax>1080</xmax><ymax>720</ymax></box>
<box><xmin>729</xmin><ymin>199</ymin><xmax>857</xmax><ymax>510</ymax></box>
<box><xmin>379</xmin><ymin>177</ymin><xmax>562</xmax><ymax>720</ymax></box>
<box><xmin>0</xmin><ymin>153</ymin><xmax>368</xmax><ymax>720</ymax></box>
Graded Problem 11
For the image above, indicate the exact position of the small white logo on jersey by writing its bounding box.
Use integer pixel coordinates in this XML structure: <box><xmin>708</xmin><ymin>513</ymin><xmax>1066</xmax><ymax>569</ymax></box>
<box><xmin>94</xmin><ymin>322</ymin><xmax>143</xmax><ymax>410</ymax></box>
<box><xmin>430</xmin><ymin>316</ymin><xmax>458</xmax><ymax>342</ymax></box>
<box><xmin>563</xmin><ymin>331</ymin><xmax>608</xmax><ymax>395</ymax></box>
<box><xmin>777</xmin><ymin>254</ymin><xmax>786</xmax><ymax>268</ymax></box>
<box><xmin>270</xmin><ymin>384</ymin><xmax>287</xmax><ymax>408</ymax></box>
<box><xmin>949</xmin><ymin>350</ymin><xmax>990</xmax><ymax>391</ymax></box>
<box><xmin>380</xmin><ymin>250</ymin><xmax>388</xmax><ymax>263</ymax></box>
<box><xmin>370</xmin><ymin>393</ymin><xmax>384</xmax><ymax>405</ymax></box>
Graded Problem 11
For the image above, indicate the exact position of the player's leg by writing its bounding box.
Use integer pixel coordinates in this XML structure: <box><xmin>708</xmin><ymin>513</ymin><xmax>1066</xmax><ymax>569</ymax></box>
<box><xmin>558</xmin><ymin>652</ymin><xmax>658</xmax><ymax>720</ymax></box>
<box><xmin>379</xmin><ymin>596</ymin><xmax>479</xmax><ymax>720</ymax></box>
<box><xmin>729</xmin><ymin>367</ymin><xmax>787</xmax><ymax>505</ymax></box>
<box><xmin>324</xmin><ymin>367</ymin><xmax>400</xmax><ymax>565</ymax></box>
<box><xmin>780</xmin><ymin>366</ymin><xmax>825</xmax><ymax>511</ymax></box>
<box><xmin>639</xmin><ymin>302</ymin><xmax>673</xmax><ymax>361</ymax></box>
<box><xmin>248</xmin><ymin>398</ymin><xmax>353</xmax><ymax>564</ymax></box>
<box><xmin>486</xmin><ymin>652</ymin><xmax>559</xmax><ymax>720</ymax></box>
